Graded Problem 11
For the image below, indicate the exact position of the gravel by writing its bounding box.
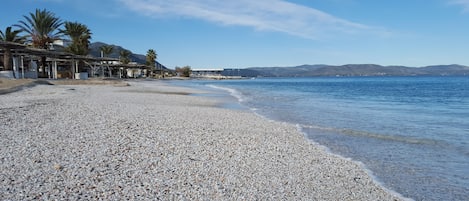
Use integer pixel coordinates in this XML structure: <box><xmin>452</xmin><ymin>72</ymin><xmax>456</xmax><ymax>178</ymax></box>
<box><xmin>0</xmin><ymin>80</ymin><xmax>407</xmax><ymax>200</ymax></box>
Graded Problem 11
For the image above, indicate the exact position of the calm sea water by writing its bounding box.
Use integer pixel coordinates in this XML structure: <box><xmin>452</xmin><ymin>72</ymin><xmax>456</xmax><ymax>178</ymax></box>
<box><xmin>176</xmin><ymin>76</ymin><xmax>469</xmax><ymax>201</ymax></box>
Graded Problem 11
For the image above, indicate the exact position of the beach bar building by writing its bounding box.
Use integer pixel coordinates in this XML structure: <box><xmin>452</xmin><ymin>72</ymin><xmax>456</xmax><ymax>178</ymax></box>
<box><xmin>0</xmin><ymin>41</ymin><xmax>174</xmax><ymax>79</ymax></box>
<box><xmin>0</xmin><ymin>41</ymin><xmax>121</xmax><ymax>79</ymax></box>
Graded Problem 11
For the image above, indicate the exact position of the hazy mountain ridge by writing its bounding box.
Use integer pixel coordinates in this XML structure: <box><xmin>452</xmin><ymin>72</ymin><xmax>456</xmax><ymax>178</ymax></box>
<box><xmin>247</xmin><ymin>64</ymin><xmax>469</xmax><ymax>77</ymax></box>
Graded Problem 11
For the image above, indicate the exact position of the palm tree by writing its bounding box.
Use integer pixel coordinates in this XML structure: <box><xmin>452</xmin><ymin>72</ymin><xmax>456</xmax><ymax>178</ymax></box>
<box><xmin>15</xmin><ymin>9</ymin><xmax>63</xmax><ymax>77</ymax></box>
<box><xmin>146</xmin><ymin>49</ymin><xmax>157</xmax><ymax>67</ymax></box>
<box><xmin>119</xmin><ymin>50</ymin><xmax>131</xmax><ymax>64</ymax></box>
<box><xmin>60</xmin><ymin>21</ymin><xmax>91</xmax><ymax>55</ymax></box>
<box><xmin>59</xmin><ymin>21</ymin><xmax>91</xmax><ymax>76</ymax></box>
<box><xmin>0</xmin><ymin>27</ymin><xmax>26</xmax><ymax>75</ymax></box>
<box><xmin>98</xmin><ymin>45</ymin><xmax>114</xmax><ymax>77</ymax></box>
<box><xmin>100</xmin><ymin>45</ymin><xmax>114</xmax><ymax>58</ymax></box>
<box><xmin>146</xmin><ymin>49</ymin><xmax>157</xmax><ymax>77</ymax></box>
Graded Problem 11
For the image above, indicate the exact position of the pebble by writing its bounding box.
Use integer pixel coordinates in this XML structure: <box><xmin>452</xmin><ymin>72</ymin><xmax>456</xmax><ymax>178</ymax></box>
<box><xmin>0</xmin><ymin>81</ymin><xmax>407</xmax><ymax>200</ymax></box>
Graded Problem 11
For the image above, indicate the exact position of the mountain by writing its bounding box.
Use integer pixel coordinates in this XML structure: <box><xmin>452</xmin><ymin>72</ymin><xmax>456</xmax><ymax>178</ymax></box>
<box><xmin>221</xmin><ymin>68</ymin><xmax>262</xmax><ymax>77</ymax></box>
<box><xmin>247</xmin><ymin>64</ymin><xmax>469</xmax><ymax>77</ymax></box>
<box><xmin>87</xmin><ymin>43</ymin><xmax>469</xmax><ymax>77</ymax></box>
<box><xmin>89</xmin><ymin>42</ymin><xmax>146</xmax><ymax>64</ymax></box>
<box><xmin>249</xmin><ymin>64</ymin><xmax>332</xmax><ymax>77</ymax></box>
<box><xmin>88</xmin><ymin>42</ymin><xmax>170</xmax><ymax>70</ymax></box>
<box><xmin>419</xmin><ymin>65</ymin><xmax>469</xmax><ymax>75</ymax></box>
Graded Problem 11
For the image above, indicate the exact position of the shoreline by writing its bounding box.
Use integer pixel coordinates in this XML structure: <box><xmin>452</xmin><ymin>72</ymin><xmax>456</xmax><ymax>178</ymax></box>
<box><xmin>0</xmin><ymin>80</ymin><xmax>408</xmax><ymax>200</ymax></box>
<box><xmin>180</xmin><ymin>80</ymin><xmax>410</xmax><ymax>199</ymax></box>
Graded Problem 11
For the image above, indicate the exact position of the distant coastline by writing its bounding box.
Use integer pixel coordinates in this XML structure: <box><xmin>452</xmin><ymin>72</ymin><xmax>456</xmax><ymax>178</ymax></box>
<box><xmin>224</xmin><ymin>64</ymin><xmax>469</xmax><ymax>77</ymax></box>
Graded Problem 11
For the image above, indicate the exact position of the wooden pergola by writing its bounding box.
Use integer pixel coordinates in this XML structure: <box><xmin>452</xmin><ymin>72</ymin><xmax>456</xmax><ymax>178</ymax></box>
<box><xmin>0</xmin><ymin>41</ymin><xmax>119</xmax><ymax>79</ymax></box>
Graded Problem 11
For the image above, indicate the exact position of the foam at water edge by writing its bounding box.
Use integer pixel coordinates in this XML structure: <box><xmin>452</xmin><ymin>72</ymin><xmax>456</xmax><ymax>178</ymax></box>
<box><xmin>206</xmin><ymin>84</ymin><xmax>246</xmax><ymax>103</ymax></box>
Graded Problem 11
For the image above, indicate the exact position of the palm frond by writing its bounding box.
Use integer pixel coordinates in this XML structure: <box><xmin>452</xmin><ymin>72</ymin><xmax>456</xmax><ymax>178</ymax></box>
<box><xmin>15</xmin><ymin>9</ymin><xmax>63</xmax><ymax>48</ymax></box>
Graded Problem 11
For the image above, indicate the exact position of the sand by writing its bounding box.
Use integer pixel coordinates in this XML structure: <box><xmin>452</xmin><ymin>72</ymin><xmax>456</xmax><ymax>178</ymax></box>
<box><xmin>0</xmin><ymin>80</ymin><xmax>407</xmax><ymax>200</ymax></box>
<box><xmin>0</xmin><ymin>78</ymin><xmax>128</xmax><ymax>95</ymax></box>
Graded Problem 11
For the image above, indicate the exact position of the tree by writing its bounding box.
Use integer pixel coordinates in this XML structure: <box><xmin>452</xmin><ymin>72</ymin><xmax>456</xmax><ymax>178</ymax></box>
<box><xmin>119</xmin><ymin>50</ymin><xmax>131</xmax><ymax>64</ymax></box>
<box><xmin>175</xmin><ymin>66</ymin><xmax>191</xmax><ymax>77</ymax></box>
<box><xmin>98</xmin><ymin>45</ymin><xmax>114</xmax><ymax>77</ymax></box>
<box><xmin>145</xmin><ymin>49</ymin><xmax>157</xmax><ymax>67</ymax></box>
<box><xmin>0</xmin><ymin>27</ymin><xmax>26</xmax><ymax>74</ymax></box>
<box><xmin>60</xmin><ymin>21</ymin><xmax>91</xmax><ymax>55</ymax></box>
<box><xmin>146</xmin><ymin>49</ymin><xmax>157</xmax><ymax>77</ymax></box>
<box><xmin>59</xmin><ymin>21</ymin><xmax>91</xmax><ymax>76</ymax></box>
<box><xmin>100</xmin><ymin>45</ymin><xmax>114</xmax><ymax>58</ymax></box>
<box><xmin>15</xmin><ymin>9</ymin><xmax>63</xmax><ymax>77</ymax></box>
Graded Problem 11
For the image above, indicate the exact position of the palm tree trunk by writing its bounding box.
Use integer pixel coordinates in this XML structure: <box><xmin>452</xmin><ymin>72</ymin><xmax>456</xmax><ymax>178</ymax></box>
<box><xmin>3</xmin><ymin>49</ymin><xmax>12</xmax><ymax>71</ymax></box>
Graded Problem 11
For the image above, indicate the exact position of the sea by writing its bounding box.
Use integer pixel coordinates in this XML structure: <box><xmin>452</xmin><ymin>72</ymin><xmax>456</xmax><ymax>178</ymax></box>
<box><xmin>172</xmin><ymin>76</ymin><xmax>469</xmax><ymax>201</ymax></box>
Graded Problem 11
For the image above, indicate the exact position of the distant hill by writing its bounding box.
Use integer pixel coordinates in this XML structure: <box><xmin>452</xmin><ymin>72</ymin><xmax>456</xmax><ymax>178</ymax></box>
<box><xmin>89</xmin><ymin>42</ymin><xmax>170</xmax><ymax>70</ymax></box>
<box><xmin>247</xmin><ymin>64</ymin><xmax>469</xmax><ymax>77</ymax></box>
<box><xmin>86</xmin><ymin>43</ymin><xmax>469</xmax><ymax>77</ymax></box>
<box><xmin>89</xmin><ymin>42</ymin><xmax>147</xmax><ymax>65</ymax></box>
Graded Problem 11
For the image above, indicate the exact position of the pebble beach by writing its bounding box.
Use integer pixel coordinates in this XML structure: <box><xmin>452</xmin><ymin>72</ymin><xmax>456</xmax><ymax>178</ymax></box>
<box><xmin>0</xmin><ymin>80</ymin><xmax>406</xmax><ymax>200</ymax></box>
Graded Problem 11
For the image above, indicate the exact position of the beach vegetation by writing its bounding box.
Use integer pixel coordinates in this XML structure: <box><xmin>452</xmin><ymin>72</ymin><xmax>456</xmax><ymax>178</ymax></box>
<box><xmin>99</xmin><ymin>45</ymin><xmax>115</xmax><ymax>77</ymax></box>
<box><xmin>15</xmin><ymin>8</ymin><xmax>63</xmax><ymax>77</ymax></box>
<box><xmin>100</xmin><ymin>45</ymin><xmax>114</xmax><ymax>58</ymax></box>
<box><xmin>119</xmin><ymin>49</ymin><xmax>132</xmax><ymax>64</ymax></box>
<box><xmin>60</xmin><ymin>21</ymin><xmax>92</xmax><ymax>55</ymax></box>
<box><xmin>146</xmin><ymin>49</ymin><xmax>157</xmax><ymax>67</ymax></box>
<box><xmin>0</xmin><ymin>27</ymin><xmax>27</xmax><ymax>73</ymax></box>
<box><xmin>175</xmin><ymin>66</ymin><xmax>191</xmax><ymax>77</ymax></box>
<box><xmin>60</xmin><ymin>21</ymin><xmax>92</xmax><ymax>73</ymax></box>
<box><xmin>146</xmin><ymin>49</ymin><xmax>157</xmax><ymax>76</ymax></box>
<box><xmin>2</xmin><ymin>8</ymin><xmax>169</xmax><ymax>78</ymax></box>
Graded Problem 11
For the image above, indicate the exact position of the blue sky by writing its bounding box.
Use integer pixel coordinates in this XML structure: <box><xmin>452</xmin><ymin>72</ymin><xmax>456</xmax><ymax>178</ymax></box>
<box><xmin>1</xmin><ymin>0</ymin><xmax>469</xmax><ymax>69</ymax></box>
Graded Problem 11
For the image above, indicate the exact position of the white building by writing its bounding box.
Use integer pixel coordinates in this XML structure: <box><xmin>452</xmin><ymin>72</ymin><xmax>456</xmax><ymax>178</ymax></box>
<box><xmin>191</xmin><ymin>69</ymin><xmax>224</xmax><ymax>78</ymax></box>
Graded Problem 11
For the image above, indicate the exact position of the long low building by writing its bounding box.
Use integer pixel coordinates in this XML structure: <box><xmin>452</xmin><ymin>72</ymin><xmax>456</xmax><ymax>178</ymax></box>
<box><xmin>0</xmin><ymin>41</ymin><xmax>119</xmax><ymax>79</ymax></box>
<box><xmin>190</xmin><ymin>69</ymin><xmax>224</xmax><ymax>78</ymax></box>
<box><xmin>190</xmin><ymin>68</ymin><xmax>244</xmax><ymax>79</ymax></box>
<box><xmin>0</xmin><ymin>41</ymin><xmax>173</xmax><ymax>79</ymax></box>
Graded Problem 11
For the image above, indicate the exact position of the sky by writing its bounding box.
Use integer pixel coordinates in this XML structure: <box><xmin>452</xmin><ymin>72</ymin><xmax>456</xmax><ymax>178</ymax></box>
<box><xmin>1</xmin><ymin>0</ymin><xmax>469</xmax><ymax>69</ymax></box>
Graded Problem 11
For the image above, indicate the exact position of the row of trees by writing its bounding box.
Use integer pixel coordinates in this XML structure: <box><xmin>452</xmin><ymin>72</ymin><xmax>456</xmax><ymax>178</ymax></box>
<box><xmin>175</xmin><ymin>66</ymin><xmax>191</xmax><ymax>77</ymax></box>
<box><xmin>0</xmin><ymin>9</ymin><xmax>89</xmax><ymax>77</ymax></box>
<box><xmin>0</xmin><ymin>8</ymin><xmax>160</xmax><ymax>77</ymax></box>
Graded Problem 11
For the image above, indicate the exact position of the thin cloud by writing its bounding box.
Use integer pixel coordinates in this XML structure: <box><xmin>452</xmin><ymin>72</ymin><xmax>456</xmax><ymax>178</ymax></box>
<box><xmin>449</xmin><ymin>0</ymin><xmax>469</xmax><ymax>12</ymax></box>
<box><xmin>118</xmin><ymin>0</ymin><xmax>389</xmax><ymax>40</ymax></box>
